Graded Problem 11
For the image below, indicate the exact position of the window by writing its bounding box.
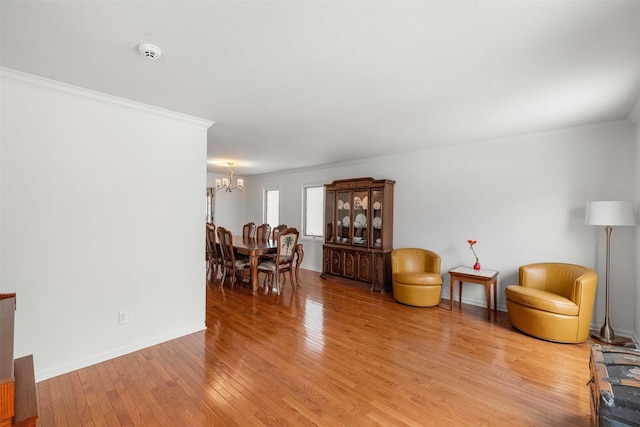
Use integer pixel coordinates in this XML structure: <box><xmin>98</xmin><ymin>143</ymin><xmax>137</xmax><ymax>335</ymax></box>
<box><xmin>303</xmin><ymin>185</ymin><xmax>324</xmax><ymax>238</ymax></box>
<box><xmin>265</xmin><ymin>188</ymin><xmax>279</xmax><ymax>228</ymax></box>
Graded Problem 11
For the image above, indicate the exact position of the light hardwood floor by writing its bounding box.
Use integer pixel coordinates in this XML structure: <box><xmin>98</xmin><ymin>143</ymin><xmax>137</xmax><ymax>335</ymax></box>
<box><xmin>37</xmin><ymin>269</ymin><xmax>594</xmax><ymax>426</ymax></box>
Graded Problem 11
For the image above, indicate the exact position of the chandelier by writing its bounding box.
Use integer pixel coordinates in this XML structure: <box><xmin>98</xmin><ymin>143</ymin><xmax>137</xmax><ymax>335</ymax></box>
<box><xmin>215</xmin><ymin>162</ymin><xmax>244</xmax><ymax>192</ymax></box>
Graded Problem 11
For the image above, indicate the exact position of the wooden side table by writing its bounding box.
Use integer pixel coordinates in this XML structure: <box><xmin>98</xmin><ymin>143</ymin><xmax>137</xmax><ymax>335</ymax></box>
<box><xmin>449</xmin><ymin>266</ymin><xmax>499</xmax><ymax>319</ymax></box>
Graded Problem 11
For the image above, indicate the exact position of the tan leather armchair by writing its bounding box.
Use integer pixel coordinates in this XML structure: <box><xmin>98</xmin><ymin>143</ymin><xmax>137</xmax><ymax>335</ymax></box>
<box><xmin>391</xmin><ymin>248</ymin><xmax>442</xmax><ymax>307</ymax></box>
<box><xmin>505</xmin><ymin>263</ymin><xmax>597</xmax><ymax>343</ymax></box>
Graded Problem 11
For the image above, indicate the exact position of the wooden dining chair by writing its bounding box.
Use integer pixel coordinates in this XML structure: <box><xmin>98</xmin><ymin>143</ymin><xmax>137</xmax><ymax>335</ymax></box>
<box><xmin>271</xmin><ymin>224</ymin><xmax>288</xmax><ymax>241</ymax></box>
<box><xmin>294</xmin><ymin>243</ymin><xmax>304</xmax><ymax>287</ymax></box>
<box><xmin>256</xmin><ymin>223</ymin><xmax>271</xmax><ymax>241</ymax></box>
<box><xmin>258</xmin><ymin>227</ymin><xmax>299</xmax><ymax>294</ymax></box>
<box><xmin>242</xmin><ymin>222</ymin><xmax>256</xmax><ymax>239</ymax></box>
<box><xmin>217</xmin><ymin>226</ymin><xmax>250</xmax><ymax>289</ymax></box>
<box><xmin>205</xmin><ymin>223</ymin><xmax>222</xmax><ymax>283</ymax></box>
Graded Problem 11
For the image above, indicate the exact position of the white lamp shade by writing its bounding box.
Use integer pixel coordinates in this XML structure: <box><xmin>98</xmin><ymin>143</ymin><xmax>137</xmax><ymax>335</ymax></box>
<box><xmin>585</xmin><ymin>201</ymin><xmax>636</xmax><ymax>226</ymax></box>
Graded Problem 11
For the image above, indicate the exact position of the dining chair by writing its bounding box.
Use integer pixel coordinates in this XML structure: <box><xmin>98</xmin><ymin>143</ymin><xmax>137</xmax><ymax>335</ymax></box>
<box><xmin>217</xmin><ymin>226</ymin><xmax>250</xmax><ymax>289</ymax></box>
<box><xmin>205</xmin><ymin>223</ymin><xmax>222</xmax><ymax>283</ymax></box>
<box><xmin>294</xmin><ymin>243</ymin><xmax>304</xmax><ymax>287</ymax></box>
<box><xmin>242</xmin><ymin>222</ymin><xmax>257</xmax><ymax>239</ymax></box>
<box><xmin>271</xmin><ymin>224</ymin><xmax>288</xmax><ymax>241</ymax></box>
<box><xmin>258</xmin><ymin>227</ymin><xmax>299</xmax><ymax>294</ymax></box>
<box><xmin>256</xmin><ymin>223</ymin><xmax>271</xmax><ymax>241</ymax></box>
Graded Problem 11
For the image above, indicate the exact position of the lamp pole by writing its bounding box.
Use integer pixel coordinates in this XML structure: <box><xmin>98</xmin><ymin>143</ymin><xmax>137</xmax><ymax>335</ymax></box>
<box><xmin>596</xmin><ymin>225</ymin><xmax>616</xmax><ymax>342</ymax></box>
<box><xmin>586</xmin><ymin>200</ymin><xmax>635</xmax><ymax>346</ymax></box>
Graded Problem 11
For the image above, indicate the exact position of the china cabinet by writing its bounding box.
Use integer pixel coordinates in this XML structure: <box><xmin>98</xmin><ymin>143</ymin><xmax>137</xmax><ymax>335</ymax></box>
<box><xmin>321</xmin><ymin>177</ymin><xmax>395</xmax><ymax>292</ymax></box>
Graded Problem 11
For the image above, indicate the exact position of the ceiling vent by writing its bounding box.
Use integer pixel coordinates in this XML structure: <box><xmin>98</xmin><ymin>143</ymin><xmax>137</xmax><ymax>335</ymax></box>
<box><xmin>137</xmin><ymin>43</ymin><xmax>162</xmax><ymax>60</ymax></box>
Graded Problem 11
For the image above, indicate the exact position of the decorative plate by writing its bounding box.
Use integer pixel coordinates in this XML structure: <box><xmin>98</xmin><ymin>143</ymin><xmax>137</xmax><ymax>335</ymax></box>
<box><xmin>373</xmin><ymin>201</ymin><xmax>381</xmax><ymax>210</ymax></box>
<box><xmin>354</xmin><ymin>213</ymin><xmax>367</xmax><ymax>227</ymax></box>
<box><xmin>372</xmin><ymin>216</ymin><xmax>382</xmax><ymax>228</ymax></box>
<box><xmin>343</xmin><ymin>216</ymin><xmax>350</xmax><ymax>226</ymax></box>
<box><xmin>337</xmin><ymin>199</ymin><xmax>344</xmax><ymax>209</ymax></box>
<box><xmin>343</xmin><ymin>202</ymin><xmax>350</xmax><ymax>210</ymax></box>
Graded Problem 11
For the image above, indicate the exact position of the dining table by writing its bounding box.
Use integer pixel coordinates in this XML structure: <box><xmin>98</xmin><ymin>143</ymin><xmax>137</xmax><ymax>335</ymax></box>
<box><xmin>232</xmin><ymin>235</ymin><xmax>278</xmax><ymax>294</ymax></box>
<box><xmin>230</xmin><ymin>235</ymin><xmax>304</xmax><ymax>295</ymax></box>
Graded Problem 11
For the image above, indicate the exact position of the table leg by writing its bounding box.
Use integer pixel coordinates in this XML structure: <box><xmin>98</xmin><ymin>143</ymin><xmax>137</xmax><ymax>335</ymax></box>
<box><xmin>249</xmin><ymin>253</ymin><xmax>259</xmax><ymax>295</ymax></box>
<box><xmin>493</xmin><ymin>280</ymin><xmax>497</xmax><ymax>314</ymax></box>
<box><xmin>449</xmin><ymin>277</ymin><xmax>455</xmax><ymax>310</ymax></box>
<box><xmin>485</xmin><ymin>281</ymin><xmax>491</xmax><ymax>319</ymax></box>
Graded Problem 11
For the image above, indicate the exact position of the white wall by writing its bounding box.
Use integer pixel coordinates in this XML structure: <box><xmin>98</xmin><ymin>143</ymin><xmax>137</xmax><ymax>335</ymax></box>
<box><xmin>0</xmin><ymin>68</ymin><xmax>213</xmax><ymax>381</ymax></box>
<box><xmin>206</xmin><ymin>173</ymin><xmax>246</xmax><ymax>235</ymax></box>
<box><xmin>244</xmin><ymin>120</ymin><xmax>638</xmax><ymax>338</ymax></box>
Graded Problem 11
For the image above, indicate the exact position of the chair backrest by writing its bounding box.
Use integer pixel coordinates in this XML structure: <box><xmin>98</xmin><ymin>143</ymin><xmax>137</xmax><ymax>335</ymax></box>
<box><xmin>519</xmin><ymin>263</ymin><xmax>596</xmax><ymax>302</ymax></box>
<box><xmin>256</xmin><ymin>223</ymin><xmax>271</xmax><ymax>241</ymax></box>
<box><xmin>271</xmin><ymin>224</ymin><xmax>288</xmax><ymax>241</ymax></box>
<box><xmin>217</xmin><ymin>226</ymin><xmax>236</xmax><ymax>265</ymax></box>
<box><xmin>391</xmin><ymin>248</ymin><xmax>441</xmax><ymax>274</ymax></box>
<box><xmin>206</xmin><ymin>223</ymin><xmax>216</xmax><ymax>260</ymax></box>
<box><xmin>242</xmin><ymin>222</ymin><xmax>256</xmax><ymax>239</ymax></box>
<box><xmin>275</xmin><ymin>228</ymin><xmax>299</xmax><ymax>265</ymax></box>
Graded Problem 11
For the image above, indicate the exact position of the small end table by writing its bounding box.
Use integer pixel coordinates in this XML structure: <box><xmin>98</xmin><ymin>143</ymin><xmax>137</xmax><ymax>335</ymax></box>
<box><xmin>449</xmin><ymin>266</ymin><xmax>499</xmax><ymax>319</ymax></box>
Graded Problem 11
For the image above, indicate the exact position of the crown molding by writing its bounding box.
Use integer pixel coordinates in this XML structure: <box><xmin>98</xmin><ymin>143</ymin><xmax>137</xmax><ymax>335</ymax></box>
<box><xmin>1</xmin><ymin>67</ymin><xmax>214</xmax><ymax>129</ymax></box>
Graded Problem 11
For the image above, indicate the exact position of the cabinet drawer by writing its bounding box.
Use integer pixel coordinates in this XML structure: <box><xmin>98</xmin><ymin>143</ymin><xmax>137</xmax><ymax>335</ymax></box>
<box><xmin>357</xmin><ymin>253</ymin><xmax>373</xmax><ymax>282</ymax></box>
<box><xmin>330</xmin><ymin>250</ymin><xmax>342</xmax><ymax>276</ymax></box>
<box><xmin>344</xmin><ymin>252</ymin><xmax>356</xmax><ymax>279</ymax></box>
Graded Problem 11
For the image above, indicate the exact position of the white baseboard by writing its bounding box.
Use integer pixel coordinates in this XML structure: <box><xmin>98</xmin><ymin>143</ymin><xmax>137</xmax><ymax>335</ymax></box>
<box><xmin>35</xmin><ymin>322</ymin><xmax>206</xmax><ymax>382</ymax></box>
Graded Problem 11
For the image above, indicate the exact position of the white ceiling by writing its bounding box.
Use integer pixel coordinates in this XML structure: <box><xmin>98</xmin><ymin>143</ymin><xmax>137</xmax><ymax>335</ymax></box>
<box><xmin>2</xmin><ymin>1</ymin><xmax>639</xmax><ymax>176</ymax></box>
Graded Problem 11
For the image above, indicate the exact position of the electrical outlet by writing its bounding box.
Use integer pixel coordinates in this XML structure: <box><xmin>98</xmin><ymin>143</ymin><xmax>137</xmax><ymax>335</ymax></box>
<box><xmin>118</xmin><ymin>311</ymin><xmax>128</xmax><ymax>325</ymax></box>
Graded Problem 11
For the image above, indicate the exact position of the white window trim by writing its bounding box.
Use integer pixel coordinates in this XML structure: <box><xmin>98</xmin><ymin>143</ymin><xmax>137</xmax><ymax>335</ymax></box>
<box><xmin>301</xmin><ymin>182</ymin><xmax>325</xmax><ymax>242</ymax></box>
<box><xmin>263</xmin><ymin>186</ymin><xmax>280</xmax><ymax>226</ymax></box>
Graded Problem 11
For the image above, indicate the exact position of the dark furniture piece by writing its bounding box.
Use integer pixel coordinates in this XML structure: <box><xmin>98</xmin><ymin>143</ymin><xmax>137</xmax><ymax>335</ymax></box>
<box><xmin>258</xmin><ymin>227</ymin><xmax>300</xmax><ymax>294</ymax></box>
<box><xmin>589</xmin><ymin>343</ymin><xmax>640</xmax><ymax>426</ymax></box>
<box><xmin>217</xmin><ymin>227</ymin><xmax>250</xmax><ymax>290</ymax></box>
<box><xmin>205</xmin><ymin>223</ymin><xmax>222</xmax><ymax>282</ymax></box>
<box><xmin>0</xmin><ymin>293</ymin><xmax>38</xmax><ymax>427</ymax></box>
<box><xmin>255</xmin><ymin>223</ymin><xmax>272</xmax><ymax>241</ymax></box>
<box><xmin>242</xmin><ymin>222</ymin><xmax>256</xmax><ymax>239</ymax></box>
<box><xmin>321</xmin><ymin>177</ymin><xmax>395</xmax><ymax>293</ymax></box>
<box><xmin>231</xmin><ymin>234</ymin><xmax>279</xmax><ymax>295</ymax></box>
<box><xmin>271</xmin><ymin>224</ymin><xmax>288</xmax><ymax>240</ymax></box>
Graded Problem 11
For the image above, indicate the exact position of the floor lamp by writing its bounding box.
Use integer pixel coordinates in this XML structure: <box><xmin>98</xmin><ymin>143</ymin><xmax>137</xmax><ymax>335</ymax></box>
<box><xmin>585</xmin><ymin>200</ymin><xmax>636</xmax><ymax>345</ymax></box>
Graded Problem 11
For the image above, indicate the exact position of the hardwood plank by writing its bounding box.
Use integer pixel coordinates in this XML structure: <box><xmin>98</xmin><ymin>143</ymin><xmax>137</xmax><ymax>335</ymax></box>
<box><xmin>37</xmin><ymin>269</ymin><xmax>594</xmax><ymax>426</ymax></box>
<box><xmin>59</xmin><ymin>372</ymin><xmax>85</xmax><ymax>426</ymax></box>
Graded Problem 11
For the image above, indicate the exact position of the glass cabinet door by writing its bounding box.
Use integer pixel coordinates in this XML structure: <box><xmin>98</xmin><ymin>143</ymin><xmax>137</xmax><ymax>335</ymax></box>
<box><xmin>325</xmin><ymin>190</ymin><xmax>335</xmax><ymax>243</ymax></box>
<box><xmin>337</xmin><ymin>191</ymin><xmax>351</xmax><ymax>244</ymax></box>
<box><xmin>372</xmin><ymin>189</ymin><xmax>383</xmax><ymax>247</ymax></box>
<box><xmin>352</xmin><ymin>189</ymin><xmax>369</xmax><ymax>246</ymax></box>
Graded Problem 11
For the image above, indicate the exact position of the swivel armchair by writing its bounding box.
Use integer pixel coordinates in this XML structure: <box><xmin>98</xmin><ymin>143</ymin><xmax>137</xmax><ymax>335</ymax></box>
<box><xmin>391</xmin><ymin>248</ymin><xmax>442</xmax><ymax>307</ymax></box>
<box><xmin>505</xmin><ymin>263</ymin><xmax>597</xmax><ymax>343</ymax></box>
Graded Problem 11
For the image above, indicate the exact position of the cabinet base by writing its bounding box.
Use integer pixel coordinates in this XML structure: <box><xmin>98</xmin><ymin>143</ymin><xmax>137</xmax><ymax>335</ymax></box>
<box><xmin>320</xmin><ymin>273</ymin><xmax>389</xmax><ymax>294</ymax></box>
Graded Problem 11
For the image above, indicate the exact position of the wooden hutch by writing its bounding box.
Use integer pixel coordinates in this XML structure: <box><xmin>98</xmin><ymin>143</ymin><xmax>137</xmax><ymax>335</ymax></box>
<box><xmin>321</xmin><ymin>177</ymin><xmax>395</xmax><ymax>292</ymax></box>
